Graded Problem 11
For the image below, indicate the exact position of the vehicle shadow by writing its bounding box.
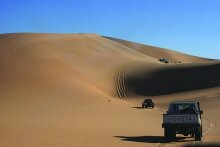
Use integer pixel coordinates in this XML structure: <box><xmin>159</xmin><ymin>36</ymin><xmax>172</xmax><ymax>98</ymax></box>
<box><xmin>131</xmin><ymin>106</ymin><xmax>154</xmax><ymax>109</ymax></box>
<box><xmin>114</xmin><ymin>136</ymin><xmax>189</xmax><ymax>143</ymax></box>
<box><xmin>131</xmin><ymin>106</ymin><xmax>143</xmax><ymax>109</ymax></box>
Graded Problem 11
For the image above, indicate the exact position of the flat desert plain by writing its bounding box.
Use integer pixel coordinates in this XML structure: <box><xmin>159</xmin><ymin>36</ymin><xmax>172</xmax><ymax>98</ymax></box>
<box><xmin>0</xmin><ymin>33</ymin><xmax>220</xmax><ymax>147</ymax></box>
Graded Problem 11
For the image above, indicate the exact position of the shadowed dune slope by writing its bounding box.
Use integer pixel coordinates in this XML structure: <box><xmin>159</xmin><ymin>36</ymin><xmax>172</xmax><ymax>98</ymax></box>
<box><xmin>121</xmin><ymin>61</ymin><xmax>220</xmax><ymax>97</ymax></box>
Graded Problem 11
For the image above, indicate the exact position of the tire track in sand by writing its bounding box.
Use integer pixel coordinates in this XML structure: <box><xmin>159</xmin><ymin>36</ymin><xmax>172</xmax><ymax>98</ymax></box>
<box><xmin>115</xmin><ymin>69</ymin><xmax>127</xmax><ymax>99</ymax></box>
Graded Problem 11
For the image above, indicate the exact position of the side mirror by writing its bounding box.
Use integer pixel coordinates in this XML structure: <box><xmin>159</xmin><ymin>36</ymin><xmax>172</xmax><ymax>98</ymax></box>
<box><xmin>200</xmin><ymin>110</ymin><xmax>203</xmax><ymax>114</ymax></box>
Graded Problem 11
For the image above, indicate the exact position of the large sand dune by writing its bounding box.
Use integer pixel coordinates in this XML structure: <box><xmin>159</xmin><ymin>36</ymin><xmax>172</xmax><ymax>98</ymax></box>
<box><xmin>0</xmin><ymin>33</ymin><xmax>220</xmax><ymax>147</ymax></box>
<box><xmin>105</xmin><ymin>36</ymin><xmax>212</xmax><ymax>63</ymax></box>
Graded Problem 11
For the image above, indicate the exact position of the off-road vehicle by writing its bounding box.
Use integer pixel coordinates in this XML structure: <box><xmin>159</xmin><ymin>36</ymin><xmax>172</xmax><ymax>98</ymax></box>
<box><xmin>162</xmin><ymin>101</ymin><xmax>203</xmax><ymax>141</ymax></box>
<box><xmin>142</xmin><ymin>98</ymin><xmax>154</xmax><ymax>108</ymax></box>
<box><xmin>159</xmin><ymin>58</ymin><xmax>170</xmax><ymax>63</ymax></box>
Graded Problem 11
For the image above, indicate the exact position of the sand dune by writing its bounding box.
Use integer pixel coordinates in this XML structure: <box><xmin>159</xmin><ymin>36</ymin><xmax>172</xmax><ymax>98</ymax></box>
<box><xmin>105</xmin><ymin>36</ymin><xmax>212</xmax><ymax>63</ymax></box>
<box><xmin>0</xmin><ymin>33</ymin><xmax>220</xmax><ymax>147</ymax></box>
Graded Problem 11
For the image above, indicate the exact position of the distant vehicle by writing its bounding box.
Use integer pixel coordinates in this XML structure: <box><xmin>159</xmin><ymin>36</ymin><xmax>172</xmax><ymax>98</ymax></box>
<box><xmin>159</xmin><ymin>58</ymin><xmax>170</xmax><ymax>63</ymax></box>
<box><xmin>142</xmin><ymin>98</ymin><xmax>154</xmax><ymax>108</ymax></box>
<box><xmin>162</xmin><ymin>101</ymin><xmax>203</xmax><ymax>141</ymax></box>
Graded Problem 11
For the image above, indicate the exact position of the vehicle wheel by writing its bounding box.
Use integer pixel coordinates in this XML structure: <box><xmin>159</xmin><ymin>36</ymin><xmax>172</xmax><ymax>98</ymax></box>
<box><xmin>142</xmin><ymin>104</ymin><xmax>144</xmax><ymax>108</ymax></box>
<box><xmin>195</xmin><ymin>126</ymin><xmax>202</xmax><ymax>141</ymax></box>
<box><xmin>164</xmin><ymin>128</ymin><xmax>169</xmax><ymax>139</ymax></box>
<box><xmin>170</xmin><ymin>128</ymin><xmax>176</xmax><ymax>140</ymax></box>
<box><xmin>164</xmin><ymin>128</ymin><xmax>176</xmax><ymax>141</ymax></box>
<box><xmin>201</xmin><ymin>126</ymin><xmax>203</xmax><ymax>137</ymax></box>
<box><xmin>152</xmin><ymin>105</ymin><xmax>154</xmax><ymax>108</ymax></box>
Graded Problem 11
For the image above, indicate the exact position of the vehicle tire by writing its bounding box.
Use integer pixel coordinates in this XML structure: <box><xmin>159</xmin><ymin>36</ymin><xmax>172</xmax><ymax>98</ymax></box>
<box><xmin>201</xmin><ymin>125</ymin><xmax>203</xmax><ymax>137</ymax></box>
<box><xmin>164</xmin><ymin>128</ymin><xmax>176</xmax><ymax>141</ymax></box>
<box><xmin>170</xmin><ymin>128</ymin><xmax>176</xmax><ymax>140</ymax></box>
<box><xmin>201</xmin><ymin>128</ymin><xmax>203</xmax><ymax>137</ymax></box>
<box><xmin>142</xmin><ymin>104</ymin><xmax>144</xmax><ymax>108</ymax></box>
<box><xmin>152</xmin><ymin>105</ymin><xmax>154</xmax><ymax>108</ymax></box>
<box><xmin>164</xmin><ymin>128</ymin><xmax>169</xmax><ymax>139</ymax></box>
<box><xmin>195</xmin><ymin>126</ymin><xmax>202</xmax><ymax>141</ymax></box>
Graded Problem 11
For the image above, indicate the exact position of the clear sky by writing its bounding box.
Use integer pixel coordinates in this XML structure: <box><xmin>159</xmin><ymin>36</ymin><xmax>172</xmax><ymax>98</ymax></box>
<box><xmin>1</xmin><ymin>0</ymin><xmax>220</xmax><ymax>59</ymax></box>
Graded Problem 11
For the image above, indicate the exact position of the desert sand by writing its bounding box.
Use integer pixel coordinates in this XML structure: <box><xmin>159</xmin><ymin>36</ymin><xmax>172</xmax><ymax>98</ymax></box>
<box><xmin>0</xmin><ymin>33</ymin><xmax>220</xmax><ymax>147</ymax></box>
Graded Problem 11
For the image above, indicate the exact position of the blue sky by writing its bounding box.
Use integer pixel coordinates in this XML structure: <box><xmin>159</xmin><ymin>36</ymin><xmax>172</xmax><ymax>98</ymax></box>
<box><xmin>1</xmin><ymin>0</ymin><xmax>220</xmax><ymax>59</ymax></box>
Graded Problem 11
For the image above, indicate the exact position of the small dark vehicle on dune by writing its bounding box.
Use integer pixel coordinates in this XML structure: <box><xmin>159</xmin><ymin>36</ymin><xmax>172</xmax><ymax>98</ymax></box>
<box><xmin>142</xmin><ymin>99</ymin><xmax>154</xmax><ymax>108</ymax></box>
<box><xmin>159</xmin><ymin>58</ymin><xmax>170</xmax><ymax>63</ymax></box>
<box><xmin>162</xmin><ymin>101</ymin><xmax>203</xmax><ymax>141</ymax></box>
